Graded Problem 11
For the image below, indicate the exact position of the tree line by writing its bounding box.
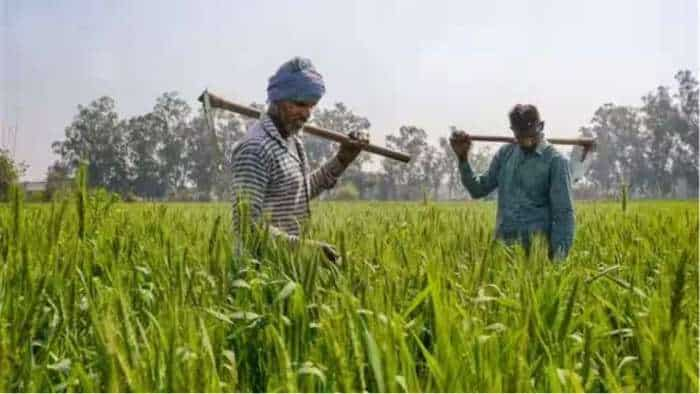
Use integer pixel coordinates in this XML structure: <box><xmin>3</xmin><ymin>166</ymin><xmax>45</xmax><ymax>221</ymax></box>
<box><xmin>577</xmin><ymin>70</ymin><xmax>698</xmax><ymax>198</ymax></box>
<box><xmin>42</xmin><ymin>69</ymin><xmax>697</xmax><ymax>201</ymax></box>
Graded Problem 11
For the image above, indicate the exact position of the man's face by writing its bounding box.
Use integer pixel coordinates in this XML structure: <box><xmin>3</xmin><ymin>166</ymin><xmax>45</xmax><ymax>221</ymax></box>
<box><xmin>277</xmin><ymin>100</ymin><xmax>318</xmax><ymax>135</ymax></box>
<box><xmin>512</xmin><ymin>122</ymin><xmax>543</xmax><ymax>153</ymax></box>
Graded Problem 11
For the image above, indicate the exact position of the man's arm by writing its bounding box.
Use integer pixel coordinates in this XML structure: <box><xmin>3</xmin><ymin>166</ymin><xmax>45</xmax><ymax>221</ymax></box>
<box><xmin>458</xmin><ymin>148</ymin><xmax>504</xmax><ymax>199</ymax></box>
<box><xmin>307</xmin><ymin>130</ymin><xmax>369</xmax><ymax>199</ymax></box>
<box><xmin>308</xmin><ymin>157</ymin><xmax>345</xmax><ymax>199</ymax></box>
<box><xmin>231</xmin><ymin>142</ymin><xmax>299</xmax><ymax>243</ymax></box>
<box><xmin>549</xmin><ymin>155</ymin><xmax>575</xmax><ymax>260</ymax></box>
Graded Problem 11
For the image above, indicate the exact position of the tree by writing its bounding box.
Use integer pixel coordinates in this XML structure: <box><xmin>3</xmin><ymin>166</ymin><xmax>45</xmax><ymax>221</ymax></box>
<box><xmin>309</xmin><ymin>103</ymin><xmax>372</xmax><ymax>198</ymax></box>
<box><xmin>577</xmin><ymin>70</ymin><xmax>699</xmax><ymax>198</ymax></box>
<box><xmin>153</xmin><ymin>92</ymin><xmax>192</xmax><ymax>195</ymax></box>
<box><xmin>672</xmin><ymin>70</ymin><xmax>699</xmax><ymax>196</ymax></box>
<box><xmin>188</xmin><ymin>108</ymin><xmax>245</xmax><ymax>200</ymax></box>
<box><xmin>0</xmin><ymin>149</ymin><xmax>26</xmax><ymax>200</ymax></box>
<box><xmin>579</xmin><ymin>104</ymin><xmax>644</xmax><ymax>194</ymax></box>
<box><xmin>52</xmin><ymin>96</ymin><xmax>129</xmax><ymax>193</ymax></box>
<box><xmin>125</xmin><ymin>113</ymin><xmax>166</xmax><ymax>198</ymax></box>
<box><xmin>214</xmin><ymin>110</ymin><xmax>246</xmax><ymax>198</ymax></box>
<box><xmin>309</xmin><ymin>103</ymin><xmax>371</xmax><ymax>163</ymax></box>
<box><xmin>641</xmin><ymin>86</ymin><xmax>680</xmax><ymax>196</ymax></box>
<box><xmin>438</xmin><ymin>135</ymin><xmax>460</xmax><ymax>199</ymax></box>
<box><xmin>418</xmin><ymin>143</ymin><xmax>443</xmax><ymax>199</ymax></box>
<box><xmin>675</xmin><ymin>70</ymin><xmax>699</xmax><ymax>133</ymax></box>
<box><xmin>382</xmin><ymin>126</ymin><xmax>429</xmax><ymax>199</ymax></box>
<box><xmin>45</xmin><ymin>160</ymin><xmax>71</xmax><ymax>200</ymax></box>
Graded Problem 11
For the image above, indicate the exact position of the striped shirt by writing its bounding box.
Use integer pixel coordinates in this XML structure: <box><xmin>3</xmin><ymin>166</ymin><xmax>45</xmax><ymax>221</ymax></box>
<box><xmin>230</xmin><ymin>115</ymin><xmax>345</xmax><ymax>242</ymax></box>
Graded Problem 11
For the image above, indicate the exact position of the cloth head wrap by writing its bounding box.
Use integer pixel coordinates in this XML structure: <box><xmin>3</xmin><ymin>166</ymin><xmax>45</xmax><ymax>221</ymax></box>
<box><xmin>267</xmin><ymin>57</ymin><xmax>325</xmax><ymax>103</ymax></box>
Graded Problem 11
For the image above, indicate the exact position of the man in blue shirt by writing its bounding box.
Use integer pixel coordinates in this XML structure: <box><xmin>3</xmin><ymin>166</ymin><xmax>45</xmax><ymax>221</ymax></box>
<box><xmin>450</xmin><ymin>104</ymin><xmax>575</xmax><ymax>260</ymax></box>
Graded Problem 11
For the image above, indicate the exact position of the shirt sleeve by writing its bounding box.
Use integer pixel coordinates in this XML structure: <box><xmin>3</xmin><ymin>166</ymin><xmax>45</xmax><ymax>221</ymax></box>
<box><xmin>458</xmin><ymin>146</ymin><xmax>506</xmax><ymax>198</ymax></box>
<box><xmin>308</xmin><ymin>156</ymin><xmax>346</xmax><ymax>199</ymax></box>
<box><xmin>549</xmin><ymin>154</ymin><xmax>575</xmax><ymax>260</ymax></box>
<box><xmin>231</xmin><ymin>142</ymin><xmax>299</xmax><ymax>244</ymax></box>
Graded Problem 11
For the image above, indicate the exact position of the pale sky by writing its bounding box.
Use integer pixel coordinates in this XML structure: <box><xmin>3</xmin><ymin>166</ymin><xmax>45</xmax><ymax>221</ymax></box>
<box><xmin>1</xmin><ymin>0</ymin><xmax>697</xmax><ymax>181</ymax></box>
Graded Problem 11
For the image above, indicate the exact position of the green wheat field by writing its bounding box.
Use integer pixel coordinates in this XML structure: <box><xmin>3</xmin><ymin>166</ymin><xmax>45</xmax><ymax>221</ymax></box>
<box><xmin>0</xmin><ymin>185</ymin><xmax>697</xmax><ymax>392</ymax></box>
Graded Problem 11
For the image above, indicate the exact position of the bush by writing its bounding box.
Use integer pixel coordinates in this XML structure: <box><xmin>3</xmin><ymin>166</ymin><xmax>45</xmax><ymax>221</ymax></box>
<box><xmin>333</xmin><ymin>182</ymin><xmax>360</xmax><ymax>201</ymax></box>
<box><xmin>0</xmin><ymin>150</ymin><xmax>26</xmax><ymax>201</ymax></box>
<box><xmin>124</xmin><ymin>192</ymin><xmax>143</xmax><ymax>203</ymax></box>
<box><xmin>26</xmin><ymin>191</ymin><xmax>47</xmax><ymax>203</ymax></box>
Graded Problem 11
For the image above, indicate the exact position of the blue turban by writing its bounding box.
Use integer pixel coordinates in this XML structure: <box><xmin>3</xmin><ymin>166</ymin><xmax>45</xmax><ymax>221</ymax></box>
<box><xmin>267</xmin><ymin>57</ymin><xmax>325</xmax><ymax>103</ymax></box>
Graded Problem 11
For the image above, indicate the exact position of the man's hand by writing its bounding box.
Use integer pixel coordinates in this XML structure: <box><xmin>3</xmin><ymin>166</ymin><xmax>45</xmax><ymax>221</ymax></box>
<box><xmin>307</xmin><ymin>240</ymin><xmax>340</xmax><ymax>263</ymax></box>
<box><xmin>449</xmin><ymin>130</ymin><xmax>472</xmax><ymax>162</ymax></box>
<box><xmin>336</xmin><ymin>130</ymin><xmax>370</xmax><ymax>167</ymax></box>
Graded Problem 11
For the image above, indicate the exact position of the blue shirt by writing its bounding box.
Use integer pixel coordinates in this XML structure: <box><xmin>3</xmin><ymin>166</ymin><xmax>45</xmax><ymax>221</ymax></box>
<box><xmin>459</xmin><ymin>140</ymin><xmax>575</xmax><ymax>259</ymax></box>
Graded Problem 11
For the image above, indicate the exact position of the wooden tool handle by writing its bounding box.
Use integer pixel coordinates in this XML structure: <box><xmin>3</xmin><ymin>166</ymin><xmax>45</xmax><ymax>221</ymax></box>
<box><xmin>468</xmin><ymin>134</ymin><xmax>595</xmax><ymax>148</ymax></box>
<box><xmin>199</xmin><ymin>91</ymin><xmax>412</xmax><ymax>163</ymax></box>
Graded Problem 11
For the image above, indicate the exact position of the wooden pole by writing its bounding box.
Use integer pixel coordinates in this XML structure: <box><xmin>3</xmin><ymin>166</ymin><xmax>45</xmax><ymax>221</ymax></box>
<box><xmin>199</xmin><ymin>90</ymin><xmax>412</xmax><ymax>163</ymax></box>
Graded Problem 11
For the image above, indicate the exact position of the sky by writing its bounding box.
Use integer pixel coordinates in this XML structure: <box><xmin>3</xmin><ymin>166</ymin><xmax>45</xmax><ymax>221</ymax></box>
<box><xmin>1</xmin><ymin>0</ymin><xmax>698</xmax><ymax>181</ymax></box>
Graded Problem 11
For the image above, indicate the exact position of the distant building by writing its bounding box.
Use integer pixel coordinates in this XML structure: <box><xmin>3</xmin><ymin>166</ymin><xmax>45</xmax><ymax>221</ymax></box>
<box><xmin>21</xmin><ymin>181</ymin><xmax>48</xmax><ymax>193</ymax></box>
<box><xmin>20</xmin><ymin>180</ymin><xmax>73</xmax><ymax>200</ymax></box>
<box><xmin>19</xmin><ymin>181</ymin><xmax>48</xmax><ymax>199</ymax></box>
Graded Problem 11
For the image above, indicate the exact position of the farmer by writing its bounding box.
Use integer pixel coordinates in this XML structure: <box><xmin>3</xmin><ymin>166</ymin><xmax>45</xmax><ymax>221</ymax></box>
<box><xmin>230</xmin><ymin>57</ymin><xmax>368</xmax><ymax>262</ymax></box>
<box><xmin>449</xmin><ymin>104</ymin><xmax>575</xmax><ymax>260</ymax></box>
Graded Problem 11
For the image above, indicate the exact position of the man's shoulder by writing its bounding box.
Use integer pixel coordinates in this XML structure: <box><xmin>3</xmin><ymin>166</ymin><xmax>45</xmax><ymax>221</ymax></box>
<box><xmin>245</xmin><ymin>120</ymin><xmax>273</xmax><ymax>143</ymax></box>
<box><xmin>494</xmin><ymin>143</ymin><xmax>517</xmax><ymax>159</ymax></box>
<box><xmin>233</xmin><ymin>121</ymin><xmax>278</xmax><ymax>156</ymax></box>
<box><xmin>541</xmin><ymin>143</ymin><xmax>571</xmax><ymax>174</ymax></box>
<box><xmin>543</xmin><ymin>143</ymin><xmax>568</xmax><ymax>162</ymax></box>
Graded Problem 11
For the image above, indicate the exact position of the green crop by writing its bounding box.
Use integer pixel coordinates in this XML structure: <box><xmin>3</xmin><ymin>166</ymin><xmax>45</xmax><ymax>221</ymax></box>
<box><xmin>0</xmin><ymin>192</ymin><xmax>696</xmax><ymax>392</ymax></box>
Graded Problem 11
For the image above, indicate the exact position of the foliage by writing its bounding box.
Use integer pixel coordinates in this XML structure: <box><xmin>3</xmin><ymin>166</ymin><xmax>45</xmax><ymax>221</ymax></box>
<box><xmin>579</xmin><ymin>69</ymin><xmax>698</xmax><ymax>198</ymax></box>
<box><xmin>0</xmin><ymin>149</ymin><xmax>26</xmax><ymax>201</ymax></box>
<box><xmin>333</xmin><ymin>182</ymin><xmax>360</xmax><ymax>201</ymax></box>
<box><xmin>49</xmin><ymin>70</ymin><xmax>698</xmax><ymax>200</ymax></box>
<box><xmin>52</xmin><ymin>96</ymin><xmax>129</xmax><ymax>193</ymax></box>
<box><xmin>45</xmin><ymin>161</ymin><xmax>72</xmax><ymax>201</ymax></box>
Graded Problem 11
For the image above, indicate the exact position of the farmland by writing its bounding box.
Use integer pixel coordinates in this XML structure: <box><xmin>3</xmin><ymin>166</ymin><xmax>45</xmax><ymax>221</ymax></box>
<box><xmin>0</xmin><ymin>192</ymin><xmax>697</xmax><ymax>392</ymax></box>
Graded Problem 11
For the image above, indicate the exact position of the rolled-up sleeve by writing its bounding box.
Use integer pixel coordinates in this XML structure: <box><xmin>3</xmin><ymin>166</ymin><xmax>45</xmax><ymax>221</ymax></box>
<box><xmin>548</xmin><ymin>155</ymin><xmax>575</xmax><ymax>259</ymax></box>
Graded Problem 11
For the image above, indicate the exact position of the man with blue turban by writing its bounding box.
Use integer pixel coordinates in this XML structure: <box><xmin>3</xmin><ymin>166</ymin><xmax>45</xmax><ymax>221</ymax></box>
<box><xmin>230</xmin><ymin>57</ymin><xmax>368</xmax><ymax>262</ymax></box>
